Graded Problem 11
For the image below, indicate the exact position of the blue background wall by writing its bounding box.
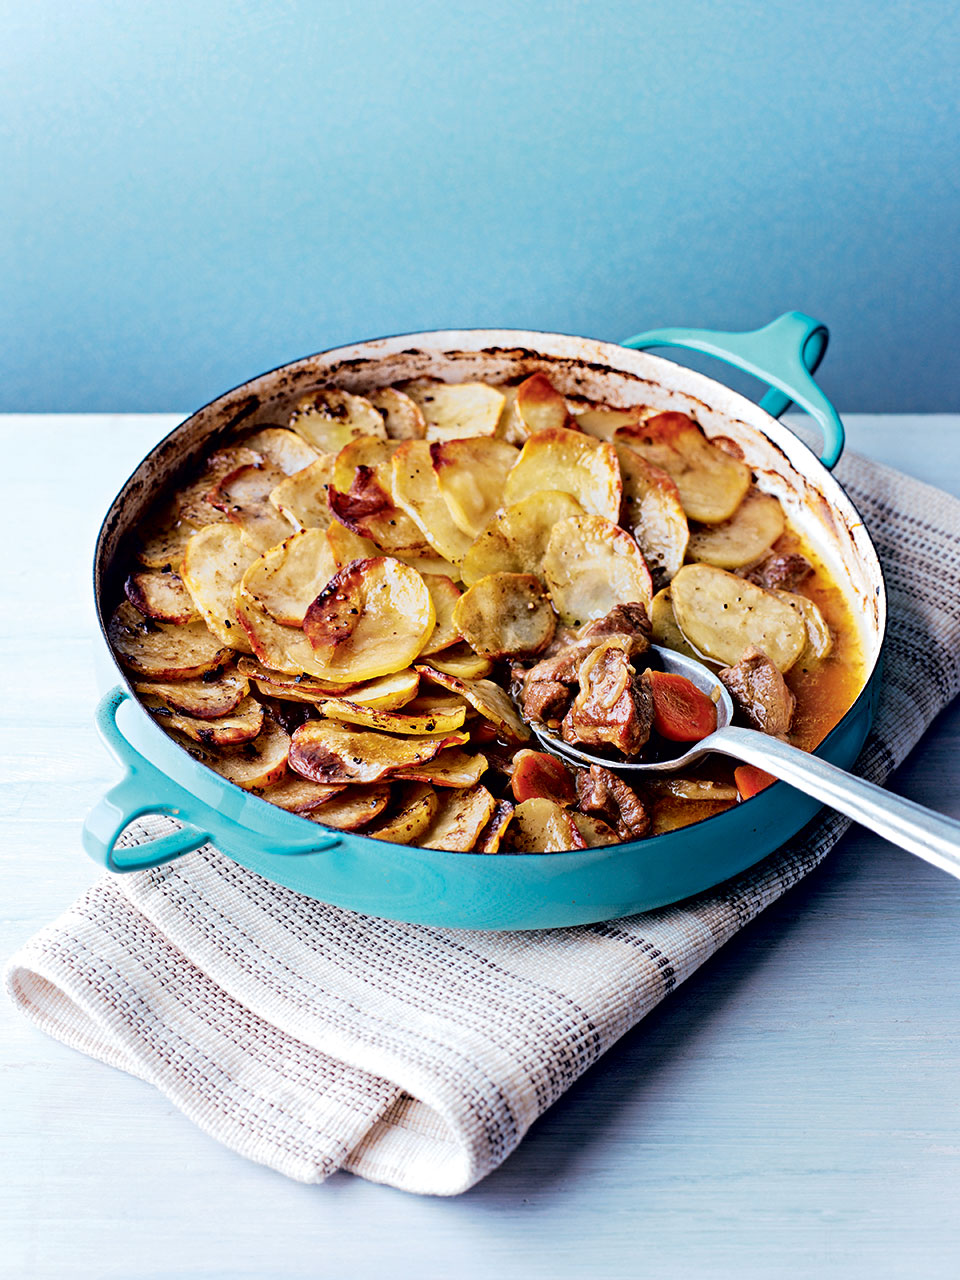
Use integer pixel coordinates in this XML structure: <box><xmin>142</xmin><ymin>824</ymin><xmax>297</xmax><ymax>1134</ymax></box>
<box><xmin>2</xmin><ymin>0</ymin><xmax>958</xmax><ymax>413</ymax></box>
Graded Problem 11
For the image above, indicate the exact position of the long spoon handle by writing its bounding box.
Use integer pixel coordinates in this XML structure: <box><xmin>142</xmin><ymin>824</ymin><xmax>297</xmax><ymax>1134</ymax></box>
<box><xmin>709</xmin><ymin>726</ymin><xmax>960</xmax><ymax>880</ymax></box>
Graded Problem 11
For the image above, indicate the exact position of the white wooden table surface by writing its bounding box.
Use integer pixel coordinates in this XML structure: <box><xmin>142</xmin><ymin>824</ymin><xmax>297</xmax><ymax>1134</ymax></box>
<box><xmin>3</xmin><ymin>414</ymin><xmax>959</xmax><ymax>1280</ymax></box>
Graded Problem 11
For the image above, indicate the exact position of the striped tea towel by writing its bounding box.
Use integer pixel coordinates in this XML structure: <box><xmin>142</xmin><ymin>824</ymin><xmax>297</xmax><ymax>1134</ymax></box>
<box><xmin>6</xmin><ymin>453</ymin><xmax>960</xmax><ymax>1195</ymax></box>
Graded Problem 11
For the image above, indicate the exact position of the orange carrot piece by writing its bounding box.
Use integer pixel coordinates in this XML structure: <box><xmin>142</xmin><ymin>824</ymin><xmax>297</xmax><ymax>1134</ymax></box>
<box><xmin>734</xmin><ymin>764</ymin><xmax>777</xmax><ymax>799</ymax></box>
<box><xmin>648</xmin><ymin>670</ymin><xmax>718</xmax><ymax>742</ymax></box>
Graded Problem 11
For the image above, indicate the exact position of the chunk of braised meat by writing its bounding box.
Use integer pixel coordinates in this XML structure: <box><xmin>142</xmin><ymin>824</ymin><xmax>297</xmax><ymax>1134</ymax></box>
<box><xmin>578</xmin><ymin>602</ymin><xmax>652</xmax><ymax>653</ymax></box>
<box><xmin>744</xmin><ymin>552</ymin><xmax>813</xmax><ymax>592</ymax></box>
<box><xmin>576</xmin><ymin>764</ymin><xmax>650</xmax><ymax>840</ymax></box>
<box><xmin>718</xmin><ymin>645</ymin><xmax>796</xmax><ymax>735</ymax></box>
<box><xmin>561</xmin><ymin>641</ymin><xmax>654</xmax><ymax>756</ymax></box>
<box><xmin>522</xmin><ymin>678</ymin><xmax>571</xmax><ymax>725</ymax></box>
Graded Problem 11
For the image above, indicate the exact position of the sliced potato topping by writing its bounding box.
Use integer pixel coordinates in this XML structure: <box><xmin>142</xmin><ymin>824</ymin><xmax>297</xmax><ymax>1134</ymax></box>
<box><xmin>391</xmin><ymin>748</ymin><xmax>489</xmax><ymax>788</ymax></box>
<box><xmin>570</xmin><ymin>811</ymin><xmax>618</xmax><ymax>847</ymax></box>
<box><xmin>141</xmin><ymin>693</ymin><xmax>265</xmax><ymax>745</ymax></box>
<box><xmin>415</xmin><ymin>666</ymin><xmax>530</xmax><ymax>743</ymax></box>
<box><xmin>132</xmin><ymin>667</ymin><xmax>250</xmax><ymax>719</ymax></box>
<box><xmin>616</xmin><ymin>413</ymin><xmax>750</xmax><ymax>525</ymax></box>
<box><xmin>542</xmin><ymin>515</ymin><xmax>653</xmax><ymax>627</ymax></box>
<box><xmin>306</xmin><ymin>784</ymin><xmax>392</xmax><ymax>830</ymax></box>
<box><xmin>124</xmin><ymin>570</ymin><xmax>199</xmax><ymax>624</ymax></box>
<box><xmin>181</xmin><ymin>523</ymin><xmax>259</xmax><ymax>652</ymax></box>
<box><xmin>241</xmin><ymin>528</ymin><xmax>338</xmax><ymax>626</ymax></box>
<box><xmin>211</xmin><ymin>462</ymin><xmax>293</xmax><ymax>552</ymax></box>
<box><xmin>452</xmin><ymin>572</ymin><xmax>556</xmax><ymax>658</ymax></box>
<box><xmin>418</xmin><ymin>784</ymin><xmax>498</xmax><ymax>851</ymax></box>
<box><xmin>420</xmin><ymin>574</ymin><xmax>462</xmax><ymax>655</ymax></box>
<box><xmin>238</xmin><ymin>657</ymin><xmax>420</xmax><ymax>708</ymax></box>
<box><xmin>289</xmin><ymin>721</ymin><xmax>469</xmax><ymax>784</ymax></box>
<box><xmin>460</xmin><ymin>490</ymin><xmax>584</xmax><ymax>587</ymax></box>
<box><xmin>234</xmin><ymin>587</ymin><xmax>352</xmax><ymax>679</ymax></box>
<box><xmin>365</xmin><ymin>782</ymin><xmax>440</xmax><ymax>844</ymax></box>
<box><xmin>242</xmin><ymin>427</ymin><xmax>319</xmax><ymax>475</ymax></box>
<box><xmin>649</xmin><ymin>587</ymin><xmax>700</xmax><ymax>658</ymax></box>
<box><xmin>574</xmin><ymin>406</ymin><xmax>650</xmax><ymax>441</ymax></box>
<box><xmin>507</xmin><ymin>798</ymin><xmax>583</xmax><ymax>852</ymax></box>
<box><xmin>108</xmin><ymin>600</ymin><xmax>232</xmax><ymax>679</ymax></box>
<box><xmin>423</xmin><ymin>643</ymin><xmax>494</xmax><ymax>680</ymax></box>
<box><xmin>615</xmin><ymin>444</ymin><xmax>689</xmax><ymax>585</ymax></box>
<box><xmin>331</xmin><ymin>435</ymin><xmax>400</xmax><ymax>496</ymax></box>
<box><xmin>325</xmin><ymin>519</ymin><xmax>378</xmax><ymax>566</ymax></box>
<box><xmin>310</xmin><ymin>693</ymin><xmax>466</xmax><ymax>735</ymax></box>
<box><xmin>775</xmin><ymin>590</ymin><xmax>834</xmax><ymax>659</ymax></box>
<box><xmin>504</xmin><ymin>427</ymin><xmax>622</xmax><ymax>523</ymax></box>
<box><xmin>256</xmin><ymin>775</ymin><xmax>345</xmax><ymax>812</ymax></box>
<box><xmin>367</xmin><ymin>387</ymin><xmax>427</xmax><ymax>441</ymax></box>
<box><xmin>328</xmin><ymin>463</ymin><xmax>432</xmax><ymax>555</ymax></box>
<box><xmin>174</xmin><ymin>717</ymin><xmax>291</xmax><ymax>791</ymax></box>
<box><xmin>405</xmin><ymin>379</ymin><xmax>506</xmax><ymax>443</ymax></box>
<box><xmin>269</xmin><ymin>455</ymin><xmax>335</xmax><ymax>532</ymax></box>
<box><xmin>288</xmin><ymin>389</ymin><xmax>386</xmax><ymax>452</ymax></box>
<box><xmin>475</xmin><ymin>799</ymin><xmax>516</xmax><ymax>852</ymax></box>
<box><xmin>431</xmin><ymin>437</ymin><xmax>520</xmax><ymax>538</ymax></box>
<box><xmin>670</xmin><ymin>563</ymin><xmax>806</xmax><ymax>671</ymax></box>
<box><xmin>686</xmin><ymin>488</ymin><xmax>785</xmax><ymax>569</ymax></box>
<box><xmin>178</xmin><ymin>447</ymin><xmax>260</xmax><ymax>528</ymax></box>
<box><xmin>513</xmin><ymin>372</ymin><xmax>572</xmax><ymax>439</ymax></box>
<box><xmin>136</xmin><ymin>506</ymin><xmax>194</xmax><ymax>571</ymax></box>
<box><xmin>391</xmin><ymin>440</ymin><xmax>474</xmax><ymax>563</ymax></box>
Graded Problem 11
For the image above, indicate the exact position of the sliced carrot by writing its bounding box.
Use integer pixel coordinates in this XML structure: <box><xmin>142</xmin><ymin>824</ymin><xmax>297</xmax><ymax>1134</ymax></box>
<box><xmin>734</xmin><ymin>764</ymin><xmax>777</xmax><ymax>800</ymax></box>
<box><xmin>510</xmin><ymin>750</ymin><xmax>576</xmax><ymax>805</ymax></box>
<box><xmin>648</xmin><ymin>670</ymin><xmax>718</xmax><ymax>742</ymax></box>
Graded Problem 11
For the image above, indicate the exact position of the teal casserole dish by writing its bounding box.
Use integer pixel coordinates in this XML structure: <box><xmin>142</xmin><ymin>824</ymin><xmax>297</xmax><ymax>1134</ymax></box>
<box><xmin>84</xmin><ymin>314</ymin><xmax>886</xmax><ymax>929</ymax></box>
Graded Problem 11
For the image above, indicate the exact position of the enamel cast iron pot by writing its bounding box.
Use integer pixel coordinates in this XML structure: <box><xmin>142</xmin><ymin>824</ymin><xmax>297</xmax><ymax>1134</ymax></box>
<box><xmin>84</xmin><ymin>313</ymin><xmax>885</xmax><ymax>930</ymax></box>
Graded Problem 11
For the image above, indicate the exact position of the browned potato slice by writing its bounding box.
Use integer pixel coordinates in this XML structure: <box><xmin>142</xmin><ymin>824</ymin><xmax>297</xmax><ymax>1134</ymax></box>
<box><xmin>367</xmin><ymin>387</ymin><xmax>427</xmax><ymax>441</ymax></box>
<box><xmin>310</xmin><ymin>693</ymin><xmax>467</xmax><ymax>735</ymax></box>
<box><xmin>475</xmin><ymin>799</ymin><xmax>516</xmax><ymax>852</ymax></box>
<box><xmin>391</xmin><ymin>748</ymin><xmax>489</xmax><ymax>788</ymax></box>
<box><xmin>423</xmin><ymin>643</ymin><xmax>494</xmax><ymax>679</ymax></box>
<box><xmin>238</xmin><ymin>657</ymin><xmax>420</xmax><ymax>708</ymax></box>
<box><xmin>325</xmin><ymin>519</ymin><xmax>378</xmax><ymax>565</ymax></box>
<box><xmin>328</xmin><ymin>465</ymin><xmax>433</xmax><ymax>556</ymax></box>
<box><xmin>391</xmin><ymin>440</ymin><xmax>474</xmax><ymax>563</ymax></box>
<box><xmin>570</xmin><ymin>812</ymin><xmax>618</xmax><ymax>847</ymax></box>
<box><xmin>460</xmin><ymin>490</ymin><xmax>584</xmax><ymax>586</ymax></box>
<box><xmin>418</xmin><ymin>784</ymin><xmax>498</xmax><ymax>850</ymax></box>
<box><xmin>242</xmin><ymin>427</ymin><xmax>319</xmax><ymax>475</ymax></box>
<box><xmin>178</xmin><ymin>447</ymin><xmax>260</xmax><ymax>528</ymax></box>
<box><xmin>415</xmin><ymin>666</ymin><xmax>530</xmax><ymax>743</ymax></box>
<box><xmin>775</xmin><ymin>591</ymin><xmax>834</xmax><ymax>659</ymax></box>
<box><xmin>686</xmin><ymin>488</ymin><xmax>785</xmax><ymax>569</ymax></box>
<box><xmin>331</xmin><ymin>435</ymin><xmax>400</xmax><ymax>495</ymax></box>
<box><xmin>269</xmin><ymin>455</ymin><xmax>336</xmax><ymax>532</ymax></box>
<box><xmin>257</xmin><ymin>775</ymin><xmax>345</xmax><ymax>812</ymax></box>
<box><xmin>289</xmin><ymin>721</ymin><xmax>469</xmax><ymax>784</ymax></box>
<box><xmin>211</xmin><ymin>462</ymin><xmax>293</xmax><ymax>551</ymax></box>
<box><xmin>132</xmin><ymin>667</ymin><xmax>250</xmax><ymax>719</ymax></box>
<box><xmin>431</xmin><ymin>437</ymin><xmax>519</xmax><ymax>537</ymax></box>
<box><xmin>503</xmin><ymin>427</ymin><xmax>621</xmax><ymax>522</ymax></box>
<box><xmin>420</xmin><ymin>574</ymin><xmax>462</xmax><ymax>655</ymax></box>
<box><xmin>405</xmin><ymin>380</ymin><xmax>506</xmax><ymax>443</ymax></box>
<box><xmin>452</xmin><ymin>573</ymin><xmax>555</xmax><ymax>658</ymax></box>
<box><xmin>507</xmin><ymin>798</ymin><xmax>583</xmax><ymax>852</ymax></box>
<box><xmin>514</xmin><ymin>372</ymin><xmax>572</xmax><ymax>438</ymax></box>
<box><xmin>234</xmin><ymin>587</ymin><xmax>351</xmax><ymax>679</ymax></box>
<box><xmin>574</xmin><ymin>406</ymin><xmax>650</xmax><ymax>441</ymax></box>
<box><xmin>670</xmin><ymin>564</ymin><xmax>806</xmax><ymax>671</ymax></box>
<box><xmin>124</xmin><ymin>570</ymin><xmax>199</xmax><ymax>624</ymax></box>
<box><xmin>302</xmin><ymin>557</ymin><xmax>435</xmax><ymax>681</ymax></box>
<box><xmin>108</xmin><ymin>601</ymin><xmax>232</xmax><ymax>679</ymax></box>
<box><xmin>306</xmin><ymin>785</ymin><xmax>392</xmax><ymax>830</ymax></box>
<box><xmin>542</xmin><ymin>515</ymin><xmax>653</xmax><ymax>627</ymax></box>
<box><xmin>615</xmin><ymin>444</ymin><xmax>689</xmax><ymax>585</ymax></box>
<box><xmin>365</xmin><ymin>782</ymin><xmax>440</xmax><ymax>843</ymax></box>
<box><xmin>136</xmin><ymin>505</ymin><xmax>194</xmax><ymax>571</ymax></box>
<box><xmin>649</xmin><ymin>587</ymin><xmax>700</xmax><ymax>658</ymax></box>
<box><xmin>616</xmin><ymin>413</ymin><xmax>750</xmax><ymax>525</ymax></box>
<box><xmin>241</xmin><ymin>528</ymin><xmax>338</xmax><ymax>626</ymax></box>
<box><xmin>174</xmin><ymin>717</ymin><xmax>291</xmax><ymax>791</ymax></box>
<box><xmin>288</xmin><ymin>389</ymin><xmax>386</xmax><ymax>452</ymax></box>
<box><xmin>142</xmin><ymin>693</ymin><xmax>264</xmax><ymax>745</ymax></box>
<box><xmin>403</xmin><ymin>689</ymin><xmax>469</xmax><ymax>717</ymax></box>
<box><xmin>181</xmin><ymin>523</ymin><xmax>259</xmax><ymax>652</ymax></box>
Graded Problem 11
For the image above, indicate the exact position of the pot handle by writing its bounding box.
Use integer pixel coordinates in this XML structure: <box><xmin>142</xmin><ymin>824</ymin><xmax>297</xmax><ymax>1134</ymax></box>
<box><xmin>83</xmin><ymin>687</ymin><xmax>340</xmax><ymax>873</ymax></box>
<box><xmin>621</xmin><ymin>311</ymin><xmax>844</xmax><ymax>469</ymax></box>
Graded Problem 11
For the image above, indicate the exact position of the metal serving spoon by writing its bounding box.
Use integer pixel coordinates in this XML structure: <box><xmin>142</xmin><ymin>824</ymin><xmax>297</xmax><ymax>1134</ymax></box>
<box><xmin>530</xmin><ymin>646</ymin><xmax>960</xmax><ymax>881</ymax></box>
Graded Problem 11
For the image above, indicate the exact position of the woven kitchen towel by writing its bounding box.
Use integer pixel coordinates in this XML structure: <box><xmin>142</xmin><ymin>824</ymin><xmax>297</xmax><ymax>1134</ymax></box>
<box><xmin>6</xmin><ymin>454</ymin><xmax>960</xmax><ymax>1196</ymax></box>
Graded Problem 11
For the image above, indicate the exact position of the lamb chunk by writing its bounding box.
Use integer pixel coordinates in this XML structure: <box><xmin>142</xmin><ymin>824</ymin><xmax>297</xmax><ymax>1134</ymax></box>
<box><xmin>576</xmin><ymin>764</ymin><xmax>650</xmax><ymax>840</ymax></box>
<box><xmin>561</xmin><ymin>642</ymin><xmax>654</xmax><ymax>756</ymax></box>
<box><xmin>523</xmin><ymin>638</ymin><xmax>609</xmax><ymax>687</ymax></box>
<box><xmin>578</xmin><ymin>602</ymin><xmax>652</xmax><ymax>655</ymax></box>
<box><xmin>718</xmin><ymin>645</ymin><xmax>796</xmax><ymax>735</ymax></box>
<box><xmin>522</xmin><ymin>678</ymin><xmax>571</xmax><ymax>724</ymax></box>
<box><xmin>745</xmin><ymin>552</ymin><xmax>813</xmax><ymax>592</ymax></box>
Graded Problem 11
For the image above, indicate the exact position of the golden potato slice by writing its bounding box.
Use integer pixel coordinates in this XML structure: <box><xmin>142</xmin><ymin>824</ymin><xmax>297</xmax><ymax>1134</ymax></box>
<box><xmin>108</xmin><ymin>601</ymin><xmax>232</xmax><ymax>679</ymax></box>
<box><xmin>507</xmin><ymin>798</ymin><xmax>582</xmax><ymax>852</ymax></box>
<box><xmin>420</xmin><ymin>574</ymin><xmax>463</xmax><ymax>655</ymax></box>
<box><xmin>302</xmin><ymin>557</ymin><xmax>435</xmax><ymax>681</ymax></box>
<box><xmin>256</xmin><ymin>775</ymin><xmax>345</xmax><ymax>812</ymax></box>
<box><xmin>775</xmin><ymin>591</ymin><xmax>834</xmax><ymax>659</ymax></box>
<box><xmin>211</xmin><ymin>462</ymin><xmax>293</xmax><ymax>552</ymax></box>
<box><xmin>328</xmin><ymin>464</ymin><xmax>433</xmax><ymax>556</ymax></box>
<box><xmin>616</xmin><ymin>413</ymin><xmax>750</xmax><ymax>525</ymax></box>
<box><xmin>403</xmin><ymin>688</ymin><xmax>469</xmax><ymax>717</ymax></box>
<box><xmin>542</xmin><ymin>515</ymin><xmax>653</xmax><ymax>627</ymax></box>
<box><xmin>269</xmin><ymin>455</ymin><xmax>335</xmax><ymax>532</ymax></box>
<box><xmin>173</xmin><ymin>717</ymin><xmax>290</xmax><ymax>791</ymax></box>
<box><xmin>615</xmin><ymin>444</ymin><xmax>689</xmax><ymax>585</ymax></box>
<box><xmin>418</xmin><ymin>784</ymin><xmax>497</xmax><ymax>851</ymax></box>
<box><xmin>405</xmin><ymin>379</ymin><xmax>506</xmax><ymax>443</ymax></box>
<box><xmin>124</xmin><ymin>570</ymin><xmax>199</xmax><ymax>624</ymax></box>
<box><xmin>310</xmin><ymin>693</ymin><xmax>466</xmax><ymax>735</ymax></box>
<box><xmin>670</xmin><ymin>563</ymin><xmax>806</xmax><ymax>671</ymax></box>
<box><xmin>331</xmin><ymin>435</ymin><xmax>400</xmax><ymax>495</ymax></box>
<box><xmin>306</xmin><ymin>784</ymin><xmax>392</xmax><ymax>830</ymax></box>
<box><xmin>497</xmin><ymin>373</ymin><xmax>571</xmax><ymax>444</ymax></box>
<box><xmin>452</xmin><ymin>573</ymin><xmax>555</xmax><ymax>658</ymax></box>
<box><xmin>391</xmin><ymin>440</ymin><xmax>474</xmax><ymax>563</ymax></box>
<box><xmin>178</xmin><ymin>447</ymin><xmax>260</xmax><ymax>528</ymax></box>
<box><xmin>289</xmin><ymin>721</ymin><xmax>469</xmax><ymax>784</ymax></box>
<box><xmin>132</xmin><ymin>668</ymin><xmax>250</xmax><ymax>719</ymax></box>
<box><xmin>649</xmin><ymin>587</ymin><xmax>700</xmax><ymax>658</ymax></box>
<box><xmin>136</xmin><ymin>505</ymin><xmax>194</xmax><ymax>571</ymax></box>
<box><xmin>365</xmin><ymin>782</ymin><xmax>440</xmax><ymax>844</ymax></box>
<box><xmin>574</xmin><ymin>407</ymin><xmax>650</xmax><ymax>441</ymax></box>
<box><xmin>325</xmin><ymin>519</ymin><xmax>378</xmax><ymax>565</ymax></box>
<box><xmin>391</xmin><ymin>748</ymin><xmax>489</xmax><ymax>788</ymax></box>
<box><xmin>415</xmin><ymin>666</ymin><xmax>530</xmax><ymax>744</ymax></box>
<box><xmin>142</xmin><ymin>693</ymin><xmax>265</xmax><ymax>745</ymax></box>
<box><xmin>238</xmin><ymin>657</ymin><xmax>420</xmax><ymax>708</ymax></box>
<box><xmin>686</xmin><ymin>488</ymin><xmax>785</xmax><ymax>569</ymax></box>
<box><xmin>503</xmin><ymin>427</ymin><xmax>621</xmax><ymax>523</ymax></box>
<box><xmin>423</xmin><ymin>643</ymin><xmax>494</xmax><ymax>679</ymax></box>
<box><xmin>431</xmin><ymin>437</ymin><xmax>520</xmax><ymax>537</ymax></box>
<box><xmin>241</xmin><ymin>528</ymin><xmax>338</xmax><ymax>626</ymax></box>
<box><xmin>181</xmin><ymin>523</ymin><xmax>259</xmax><ymax>652</ymax></box>
<box><xmin>242</xmin><ymin>427</ymin><xmax>319</xmax><ymax>475</ymax></box>
<box><xmin>570</xmin><ymin>812</ymin><xmax>618</xmax><ymax>847</ymax></box>
<box><xmin>367</xmin><ymin>387</ymin><xmax>427</xmax><ymax>441</ymax></box>
<box><xmin>475</xmin><ymin>799</ymin><xmax>515</xmax><ymax>852</ymax></box>
<box><xmin>234</xmin><ymin>586</ymin><xmax>350</xmax><ymax>678</ymax></box>
<box><xmin>288</xmin><ymin>389</ymin><xmax>386</xmax><ymax>452</ymax></box>
<box><xmin>459</xmin><ymin>490</ymin><xmax>584</xmax><ymax>587</ymax></box>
